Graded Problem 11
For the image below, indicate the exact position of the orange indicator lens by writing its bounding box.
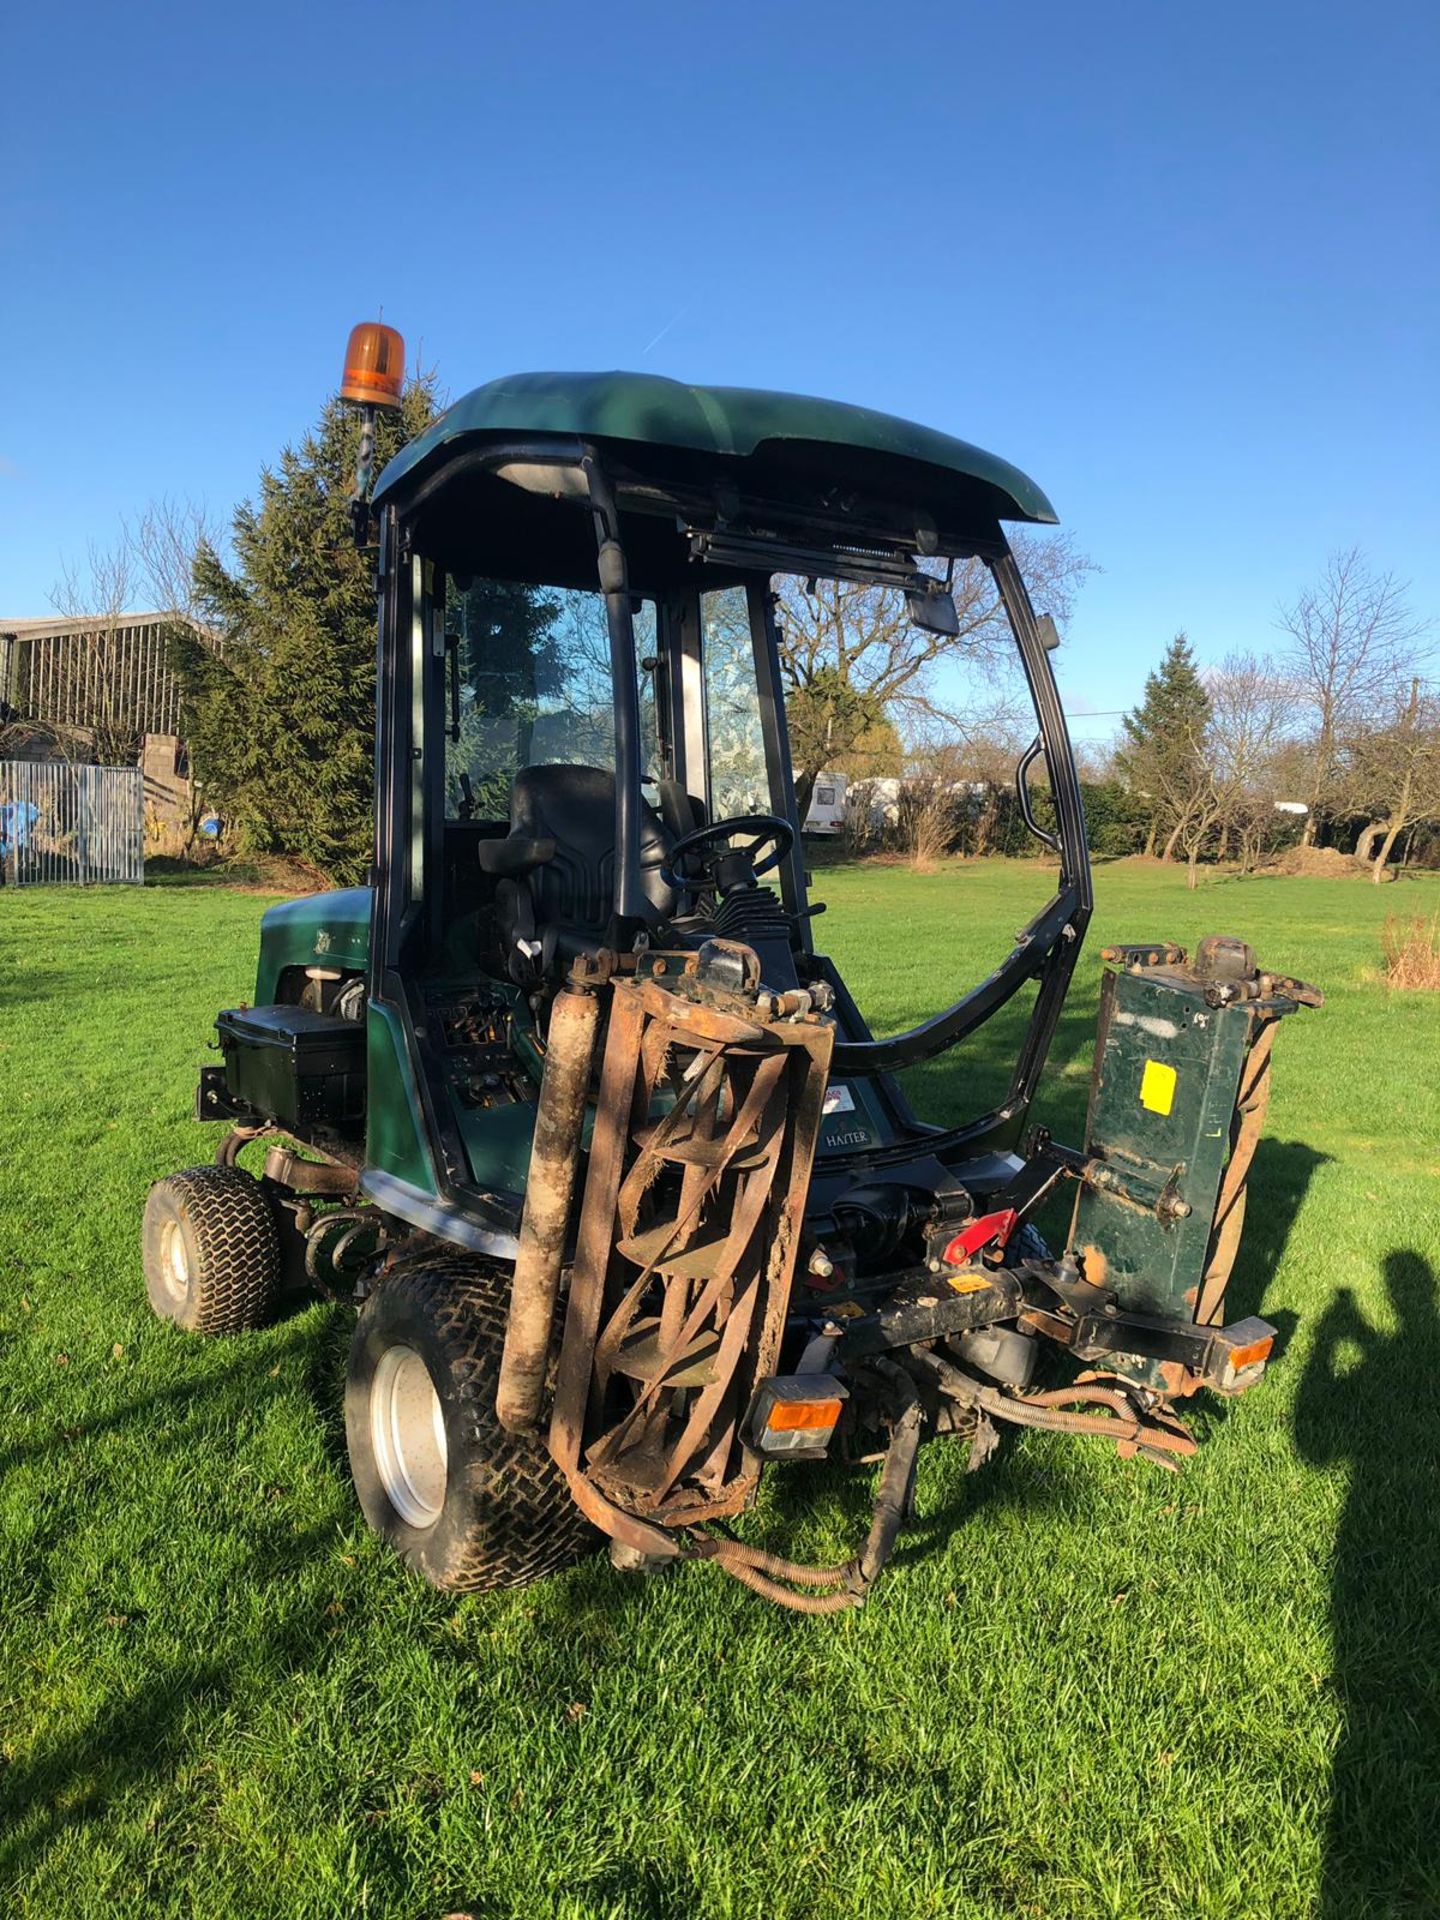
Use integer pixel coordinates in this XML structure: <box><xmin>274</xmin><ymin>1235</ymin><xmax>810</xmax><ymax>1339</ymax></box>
<box><xmin>766</xmin><ymin>1396</ymin><xmax>843</xmax><ymax>1434</ymax></box>
<box><xmin>340</xmin><ymin>321</ymin><xmax>405</xmax><ymax>409</ymax></box>
<box><xmin>1227</xmin><ymin>1334</ymin><xmax>1274</xmax><ymax>1373</ymax></box>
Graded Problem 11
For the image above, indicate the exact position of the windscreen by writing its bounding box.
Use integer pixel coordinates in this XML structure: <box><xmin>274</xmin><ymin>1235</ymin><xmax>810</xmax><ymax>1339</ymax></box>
<box><xmin>760</xmin><ymin>563</ymin><xmax>1063</xmax><ymax>1129</ymax></box>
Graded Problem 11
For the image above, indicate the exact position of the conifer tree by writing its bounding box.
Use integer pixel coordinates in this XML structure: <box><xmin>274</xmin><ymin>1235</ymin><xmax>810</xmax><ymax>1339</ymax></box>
<box><xmin>171</xmin><ymin>377</ymin><xmax>439</xmax><ymax>881</ymax></box>
<box><xmin>1116</xmin><ymin>633</ymin><xmax>1213</xmax><ymax>858</ymax></box>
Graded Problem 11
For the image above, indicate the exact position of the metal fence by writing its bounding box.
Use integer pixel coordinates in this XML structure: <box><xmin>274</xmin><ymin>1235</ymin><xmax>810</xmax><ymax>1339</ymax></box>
<box><xmin>0</xmin><ymin>761</ymin><xmax>144</xmax><ymax>887</ymax></box>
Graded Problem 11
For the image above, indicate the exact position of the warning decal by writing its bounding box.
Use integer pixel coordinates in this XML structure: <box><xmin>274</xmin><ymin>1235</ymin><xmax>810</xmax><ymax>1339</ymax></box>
<box><xmin>1139</xmin><ymin>1058</ymin><xmax>1177</xmax><ymax>1116</ymax></box>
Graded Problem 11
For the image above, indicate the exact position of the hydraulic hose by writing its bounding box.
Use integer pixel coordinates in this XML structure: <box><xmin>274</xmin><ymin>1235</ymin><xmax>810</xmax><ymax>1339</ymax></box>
<box><xmin>700</xmin><ymin>1375</ymin><xmax>925</xmax><ymax>1613</ymax></box>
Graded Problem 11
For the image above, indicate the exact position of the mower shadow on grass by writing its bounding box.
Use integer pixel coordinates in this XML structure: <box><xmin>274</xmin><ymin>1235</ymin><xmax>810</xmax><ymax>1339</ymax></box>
<box><xmin>739</xmin><ymin>1428</ymin><xmax>1072</xmax><ymax>1590</ymax></box>
<box><xmin>1221</xmin><ymin>1137</ymin><xmax>1329</xmax><ymax>1345</ymax></box>
<box><xmin>0</xmin><ymin>1320</ymin><xmax>329</xmax><ymax>1480</ymax></box>
<box><xmin>1295</xmin><ymin>1247</ymin><xmax>1440</xmax><ymax>1918</ymax></box>
<box><xmin>0</xmin><ymin>959</ymin><xmax>86</xmax><ymax>1015</ymax></box>
<box><xmin>0</xmin><ymin>1521</ymin><xmax>393</xmax><ymax>1909</ymax></box>
<box><xmin>0</xmin><ymin>1320</ymin><xmax>372</xmax><ymax>1902</ymax></box>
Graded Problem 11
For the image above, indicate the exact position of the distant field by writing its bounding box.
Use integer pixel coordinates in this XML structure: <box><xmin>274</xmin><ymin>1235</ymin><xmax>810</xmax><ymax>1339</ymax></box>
<box><xmin>1</xmin><ymin>860</ymin><xmax>1438</xmax><ymax>1919</ymax></box>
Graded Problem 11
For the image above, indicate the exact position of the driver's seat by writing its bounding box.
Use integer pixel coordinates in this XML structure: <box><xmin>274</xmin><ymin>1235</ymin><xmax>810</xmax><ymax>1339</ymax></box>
<box><xmin>491</xmin><ymin>764</ymin><xmax>679</xmax><ymax>978</ymax></box>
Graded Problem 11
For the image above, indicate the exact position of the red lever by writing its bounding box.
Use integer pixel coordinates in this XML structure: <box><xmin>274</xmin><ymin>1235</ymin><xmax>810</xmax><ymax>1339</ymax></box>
<box><xmin>942</xmin><ymin>1207</ymin><xmax>1018</xmax><ymax>1266</ymax></box>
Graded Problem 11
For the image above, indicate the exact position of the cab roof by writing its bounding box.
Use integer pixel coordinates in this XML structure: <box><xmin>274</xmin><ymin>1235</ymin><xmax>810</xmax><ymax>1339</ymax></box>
<box><xmin>372</xmin><ymin>370</ymin><xmax>1057</xmax><ymax>527</ymax></box>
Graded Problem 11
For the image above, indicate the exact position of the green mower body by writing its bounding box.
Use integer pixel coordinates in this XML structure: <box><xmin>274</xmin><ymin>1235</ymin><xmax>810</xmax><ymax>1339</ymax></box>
<box><xmin>160</xmin><ymin>363</ymin><xmax>1318</xmax><ymax>1608</ymax></box>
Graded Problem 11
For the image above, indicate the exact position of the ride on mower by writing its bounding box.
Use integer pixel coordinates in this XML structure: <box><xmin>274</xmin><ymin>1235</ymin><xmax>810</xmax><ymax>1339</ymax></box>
<box><xmin>143</xmin><ymin>325</ymin><xmax>1320</xmax><ymax>1611</ymax></box>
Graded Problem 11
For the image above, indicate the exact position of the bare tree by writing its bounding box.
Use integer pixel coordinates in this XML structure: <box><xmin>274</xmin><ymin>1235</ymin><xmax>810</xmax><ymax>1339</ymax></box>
<box><xmin>127</xmin><ymin>495</ymin><xmax>224</xmax><ymax>626</ymax></box>
<box><xmin>48</xmin><ymin>540</ymin><xmax>143</xmax><ymax>766</ymax></box>
<box><xmin>894</xmin><ymin>768</ymin><xmax>959</xmax><ymax>871</ymax></box>
<box><xmin>1349</xmin><ymin>678</ymin><xmax>1440</xmax><ymax>882</ymax></box>
<box><xmin>916</xmin><ymin>706</ymin><xmax>1034</xmax><ymax>857</ymax></box>
<box><xmin>1277</xmin><ymin>548</ymin><xmax>1430</xmax><ymax>844</ymax></box>
<box><xmin>0</xmin><ymin>712</ymin><xmax>58</xmax><ymax>762</ymax></box>
<box><xmin>1204</xmin><ymin>652</ymin><xmax>1293</xmax><ymax>872</ymax></box>
<box><xmin>776</xmin><ymin>531</ymin><xmax>1092</xmax><ymax>816</ymax></box>
<box><xmin>1150</xmin><ymin>653</ymin><xmax>1302</xmax><ymax>887</ymax></box>
<box><xmin>1150</xmin><ymin>653</ymin><xmax>1310</xmax><ymax>886</ymax></box>
<box><xmin>1167</xmin><ymin>734</ymin><xmax>1227</xmax><ymax>889</ymax></box>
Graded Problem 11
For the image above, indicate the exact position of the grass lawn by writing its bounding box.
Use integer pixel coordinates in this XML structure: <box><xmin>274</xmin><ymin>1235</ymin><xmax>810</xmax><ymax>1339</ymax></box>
<box><xmin>2</xmin><ymin>859</ymin><xmax>1438</xmax><ymax>1919</ymax></box>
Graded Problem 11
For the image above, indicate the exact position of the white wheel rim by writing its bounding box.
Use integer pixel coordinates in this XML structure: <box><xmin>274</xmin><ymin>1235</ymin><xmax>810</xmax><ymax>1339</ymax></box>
<box><xmin>371</xmin><ymin>1344</ymin><xmax>448</xmax><ymax>1528</ymax></box>
<box><xmin>159</xmin><ymin>1219</ymin><xmax>189</xmax><ymax>1305</ymax></box>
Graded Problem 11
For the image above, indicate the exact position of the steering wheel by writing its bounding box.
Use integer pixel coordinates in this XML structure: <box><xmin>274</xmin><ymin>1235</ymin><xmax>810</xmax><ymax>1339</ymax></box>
<box><xmin>660</xmin><ymin>813</ymin><xmax>795</xmax><ymax>895</ymax></box>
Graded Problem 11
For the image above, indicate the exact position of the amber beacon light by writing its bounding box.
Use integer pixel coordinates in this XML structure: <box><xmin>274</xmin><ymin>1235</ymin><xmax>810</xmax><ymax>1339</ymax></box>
<box><xmin>340</xmin><ymin>321</ymin><xmax>405</xmax><ymax>410</ymax></box>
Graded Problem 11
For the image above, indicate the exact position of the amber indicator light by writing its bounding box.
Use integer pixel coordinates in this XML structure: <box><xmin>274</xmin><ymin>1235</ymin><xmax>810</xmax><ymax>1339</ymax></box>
<box><xmin>766</xmin><ymin>1396</ymin><xmax>843</xmax><ymax>1433</ymax></box>
<box><xmin>1228</xmin><ymin>1334</ymin><xmax>1274</xmax><ymax>1373</ymax></box>
<box><xmin>340</xmin><ymin>322</ymin><xmax>405</xmax><ymax>409</ymax></box>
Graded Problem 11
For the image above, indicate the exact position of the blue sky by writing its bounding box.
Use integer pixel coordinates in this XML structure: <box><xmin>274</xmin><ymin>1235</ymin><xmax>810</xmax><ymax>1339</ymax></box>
<box><xmin>2</xmin><ymin>0</ymin><xmax>1435</xmax><ymax>743</ymax></box>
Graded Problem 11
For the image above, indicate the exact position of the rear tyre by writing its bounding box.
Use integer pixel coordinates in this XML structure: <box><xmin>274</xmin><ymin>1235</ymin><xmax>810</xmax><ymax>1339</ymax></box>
<box><xmin>142</xmin><ymin>1166</ymin><xmax>282</xmax><ymax>1335</ymax></box>
<box><xmin>345</xmin><ymin>1258</ymin><xmax>598</xmax><ymax>1592</ymax></box>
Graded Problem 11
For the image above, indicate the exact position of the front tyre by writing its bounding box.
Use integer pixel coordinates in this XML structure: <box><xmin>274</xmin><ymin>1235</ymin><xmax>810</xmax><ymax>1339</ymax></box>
<box><xmin>345</xmin><ymin>1258</ymin><xmax>597</xmax><ymax>1592</ymax></box>
<box><xmin>142</xmin><ymin>1166</ymin><xmax>282</xmax><ymax>1335</ymax></box>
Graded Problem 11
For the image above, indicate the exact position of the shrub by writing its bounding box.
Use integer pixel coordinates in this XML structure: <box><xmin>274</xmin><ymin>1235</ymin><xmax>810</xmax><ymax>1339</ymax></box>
<box><xmin>896</xmin><ymin>777</ymin><xmax>959</xmax><ymax>870</ymax></box>
<box><xmin>1383</xmin><ymin>912</ymin><xmax>1440</xmax><ymax>990</ymax></box>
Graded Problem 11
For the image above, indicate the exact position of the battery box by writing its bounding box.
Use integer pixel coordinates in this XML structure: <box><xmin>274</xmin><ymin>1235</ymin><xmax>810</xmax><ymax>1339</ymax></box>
<box><xmin>217</xmin><ymin>1005</ymin><xmax>366</xmax><ymax>1130</ymax></box>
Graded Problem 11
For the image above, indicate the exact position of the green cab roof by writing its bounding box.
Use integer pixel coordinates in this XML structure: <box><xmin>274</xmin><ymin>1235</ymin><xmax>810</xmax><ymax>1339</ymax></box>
<box><xmin>372</xmin><ymin>370</ymin><xmax>1057</xmax><ymax>524</ymax></box>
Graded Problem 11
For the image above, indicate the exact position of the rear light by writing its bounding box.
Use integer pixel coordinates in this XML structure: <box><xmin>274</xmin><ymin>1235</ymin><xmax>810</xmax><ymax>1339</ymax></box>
<box><xmin>1211</xmin><ymin>1316</ymin><xmax>1277</xmax><ymax>1393</ymax></box>
<box><xmin>747</xmin><ymin>1376</ymin><xmax>848</xmax><ymax>1456</ymax></box>
<box><xmin>767</xmin><ymin>1398</ymin><xmax>840</xmax><ymax>1433</ymax></box>
<box><xmin>1227</xmin><ymin>1333</ymin><xmax>1274</xmax><ymax>1373</ymax></box>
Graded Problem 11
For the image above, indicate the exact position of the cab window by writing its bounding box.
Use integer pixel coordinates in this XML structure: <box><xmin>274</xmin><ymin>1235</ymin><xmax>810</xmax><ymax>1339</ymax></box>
<box><xmin>700</xmin><ymin>586</ymin><xmax>767</xmax><ymax>818</ymax></box>
<box><xmin>444</xmin><ymin>580</ymin><xmax>656</xmax><ymax>821</ymax></box>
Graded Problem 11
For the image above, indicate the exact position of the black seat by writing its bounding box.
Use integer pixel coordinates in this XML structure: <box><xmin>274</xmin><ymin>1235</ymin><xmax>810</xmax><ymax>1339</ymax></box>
<box><xmin>493</xmin><ymin>765</ymin><xmax>679</xmax><ymax>976</ymax></box>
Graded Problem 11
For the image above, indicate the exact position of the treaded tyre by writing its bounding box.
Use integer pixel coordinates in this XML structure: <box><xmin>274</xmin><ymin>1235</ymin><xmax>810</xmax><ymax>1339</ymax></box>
<box><xmin>345</xmin><ymin>1257</ymin><xmax>598</xmax><ymax>1592</ymax></box>
<box><xmin>142</xmin><ymin>1166</ymin><xmax>282</xmax><ymax>1335</ymax></box>
<box><xmin>1012</xmin><ymin>1221</ymin><xmax>1052</xmax><ymax>1264</ymax></box>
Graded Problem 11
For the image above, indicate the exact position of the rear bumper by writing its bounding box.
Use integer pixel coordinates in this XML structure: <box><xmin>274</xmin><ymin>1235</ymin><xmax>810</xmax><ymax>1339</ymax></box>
<box><xmin>822</xmin><ymin>1259</ymin><xmax>1275</xmax><ymax>1402</ymax></box>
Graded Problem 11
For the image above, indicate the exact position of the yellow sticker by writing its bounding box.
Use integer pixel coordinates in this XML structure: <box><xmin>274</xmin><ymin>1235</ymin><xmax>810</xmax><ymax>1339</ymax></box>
<box><xmin>947</xmin><ymin>1272</ymin><xmax>994</xmax><ymax>1295</ymax></box>
<box><xmin>1140</xmin><ymin>1059</ymin><xmax>1177</xmax><ymax>1115</ymax></box>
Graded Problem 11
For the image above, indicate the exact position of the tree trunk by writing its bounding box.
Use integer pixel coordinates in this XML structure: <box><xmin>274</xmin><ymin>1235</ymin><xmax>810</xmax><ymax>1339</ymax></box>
<box><xmin>1301</xmin><ymin>727</ymin><xmax>1331</xmax><ymax>847</ymax></box>
<box><xmin>1161</xmin><ymin>818</ymin><xmax>1184</xmax><ymax>863</ymax></box>
<box><xmin>1186</xmin><ymin>846</ymin><xmax>1201</xmax><ymax>890</ymax></box>
<box><xmin>1371</xmin><ymin>756</ymin><xmax>1416</xmax><ymax>883</ymax></box>
<box><xmin>974</xmin><ymin>790</ymin><xmax>999</xmax><ymax>858</ymax></box>
<box><xmin>1372</xmin><ymin>822</ymin><xmax>1404</xmax><ymax>883</ymax></box>
<box><xmin>1354</xmin><ymin>820</ymin><xmax>1384</xmax><ymax>863</ymax></box>
<box><xmin>1217</xmin><ymin>822</ymin><xmax>1230</xmax><ymax>861</ymax></box>
<box><xmin>1143</xmin><ymin>819</ymin><xmax>1158</xmax><ymax>859</ymax></box>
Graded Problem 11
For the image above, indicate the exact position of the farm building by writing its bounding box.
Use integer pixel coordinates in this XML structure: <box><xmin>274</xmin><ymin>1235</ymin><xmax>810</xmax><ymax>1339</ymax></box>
<box><xmin>0</xmin><ymin>613</ymin><xmax>208</xmax><ymax>851</ymax></box>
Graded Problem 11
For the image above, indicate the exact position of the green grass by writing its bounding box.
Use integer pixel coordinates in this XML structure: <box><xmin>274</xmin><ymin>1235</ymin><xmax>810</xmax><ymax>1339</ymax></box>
<box><xmin>2</xmin><ymin>860</ymin><xmax>1438</xmax><ymax>1919</ymax></box>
